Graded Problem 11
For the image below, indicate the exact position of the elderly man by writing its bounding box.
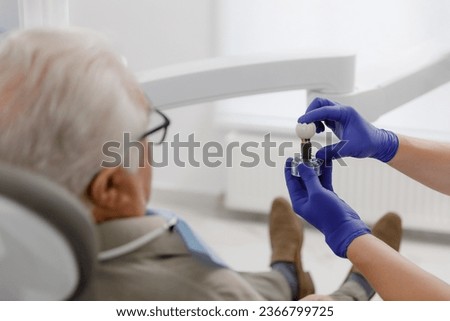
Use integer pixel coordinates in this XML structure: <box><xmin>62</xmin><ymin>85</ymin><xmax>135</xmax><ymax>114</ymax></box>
<box><xmin>0</xmin><ymin>28</ymin><xmax>400</xmax><ymax>300</ymax></box>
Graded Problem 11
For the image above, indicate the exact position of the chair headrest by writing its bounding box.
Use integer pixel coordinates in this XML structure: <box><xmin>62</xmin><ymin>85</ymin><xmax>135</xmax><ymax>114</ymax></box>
<box><xmin>0</xmin><ymin>163</ymin><xmax>97</xmax><ymax>300</ymax></box>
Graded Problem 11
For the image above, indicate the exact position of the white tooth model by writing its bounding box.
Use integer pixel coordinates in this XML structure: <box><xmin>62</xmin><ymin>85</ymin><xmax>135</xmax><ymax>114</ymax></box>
<box><xmin>295</xmin><ymin>122</ymin><xmax>316</xmax><ymax>140</ymax></box>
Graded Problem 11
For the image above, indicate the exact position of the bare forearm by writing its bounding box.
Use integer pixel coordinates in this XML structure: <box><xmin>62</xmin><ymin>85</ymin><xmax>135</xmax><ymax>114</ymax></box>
<box><xmin>388</xmin><ymin>135</ymin><xmax>450</xmax><ymax>196</ymax></box>
<box><xmin>347</xmin><ymin>234</ymin><xmax>450</xmax><ymax>301</ymax></box>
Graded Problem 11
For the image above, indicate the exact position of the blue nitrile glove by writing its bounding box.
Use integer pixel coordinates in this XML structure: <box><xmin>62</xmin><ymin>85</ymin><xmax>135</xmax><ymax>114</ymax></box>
<box><xmin>299</xmin><ymin>97</ymin><xmax>399</xmax><ymax>162</ymax></box>
<box><xmin>284</xmin><ymin>158</ymin><xmax>370</xmax><ymax>258</ymax></box>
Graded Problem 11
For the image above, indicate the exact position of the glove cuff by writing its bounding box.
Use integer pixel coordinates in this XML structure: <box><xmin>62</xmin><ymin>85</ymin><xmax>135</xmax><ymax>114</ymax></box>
<box><xmin>374</xmin><ymin>129</ymin><xmax>399</xmax><ymax>163</ymax></box>
<box><xmin>326</xmin><ymin>220</ymin><xmax>371</xmax><ymax>258</ymax></box>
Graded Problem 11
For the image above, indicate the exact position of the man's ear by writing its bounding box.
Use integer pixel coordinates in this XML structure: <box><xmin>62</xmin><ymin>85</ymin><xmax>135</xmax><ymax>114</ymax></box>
<box><xmin>86</xmin><ymin>167</ymin><xmax>125</xmax><ymax>211</ymax></box>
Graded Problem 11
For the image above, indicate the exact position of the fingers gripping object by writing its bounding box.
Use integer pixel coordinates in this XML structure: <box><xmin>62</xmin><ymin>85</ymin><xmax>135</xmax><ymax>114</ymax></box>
<box><xmin>284</xmin><ymin>160</ymin><xmax>371</xmax><ymax>258</ymax></box>
<box><xmin>291</xmin><ymin>123</ymin><xmax>323</xmax><ymax>177</ymax></box>
<box><xmin>298</xmin><ymin>98</ymin><xmax>399</xmax><ymax>162</ymax></box>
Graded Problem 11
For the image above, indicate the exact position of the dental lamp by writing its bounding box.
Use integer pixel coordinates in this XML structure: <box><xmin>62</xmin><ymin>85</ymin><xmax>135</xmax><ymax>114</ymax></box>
<box><xmin>138</xmin><ymin>52</ymin><xmax>450</xmax><ymax>123</ymax></box>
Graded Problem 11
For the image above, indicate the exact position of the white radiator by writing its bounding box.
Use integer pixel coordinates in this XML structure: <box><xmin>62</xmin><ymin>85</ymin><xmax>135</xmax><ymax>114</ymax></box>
<box><xmin>224</xmin><ymin>131</ymin><xmax>450</xmax><ymax>233</ymax></box>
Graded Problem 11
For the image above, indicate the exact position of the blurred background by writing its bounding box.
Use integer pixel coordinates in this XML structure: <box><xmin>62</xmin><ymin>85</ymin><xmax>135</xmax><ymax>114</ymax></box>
<box><xmin>1</xmin><ymin>0</ymin><xmax>450</xmax><ymax>295</ymax></box>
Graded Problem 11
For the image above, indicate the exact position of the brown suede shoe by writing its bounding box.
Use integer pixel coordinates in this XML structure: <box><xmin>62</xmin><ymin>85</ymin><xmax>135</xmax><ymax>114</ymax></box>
<box><xmin>350</xmin><ymin>212</ymin><xmax>402</xmax><ymax>276</ymax></box>
<box><xmin>269</xmin><ymin>197</ymin><xmax>315</xmax><ymax>299</ymax></box>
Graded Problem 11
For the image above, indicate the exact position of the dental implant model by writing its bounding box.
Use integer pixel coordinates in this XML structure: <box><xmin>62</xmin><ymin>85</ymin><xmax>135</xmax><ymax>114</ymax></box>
<box><xmin>291</xmin><ymin>122</ymin><xmax>323</xmax><ymax>177</ymax></box>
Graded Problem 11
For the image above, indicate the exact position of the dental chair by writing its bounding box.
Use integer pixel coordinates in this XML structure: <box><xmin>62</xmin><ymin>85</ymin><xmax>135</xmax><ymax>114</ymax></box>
<box><xmin>0</xmin><ymin>163</ymin><xmax>96</xmax><ymax>300</ymax></box>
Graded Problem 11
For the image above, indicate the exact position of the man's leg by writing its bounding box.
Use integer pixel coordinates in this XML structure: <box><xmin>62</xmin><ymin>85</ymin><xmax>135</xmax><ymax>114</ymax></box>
<box><xmin>270</xmin><ymin>197</ymin><xmax>315</xmax><ymax>300</ymax></box>
<box><xmin>239</xmin><ymin>270</ymin><xmax>292</xmax><ymax>301</ymax></box>
<box><xmin>239</xmin><ymin>197</ymin><xmax>314</xmax><ymax>300</ymax></box>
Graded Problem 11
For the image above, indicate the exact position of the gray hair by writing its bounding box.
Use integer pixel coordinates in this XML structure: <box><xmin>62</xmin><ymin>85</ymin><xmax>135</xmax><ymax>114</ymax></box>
<box><xmin>0</xmin><ymin>28</ymin><xmax>148</xmax><ymax>199</ymax></box>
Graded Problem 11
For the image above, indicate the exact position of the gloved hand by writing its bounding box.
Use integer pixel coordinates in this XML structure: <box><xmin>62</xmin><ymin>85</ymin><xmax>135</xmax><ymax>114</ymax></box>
<box><xmin>284</xmin><ymin>158</ymin><xmax>370</xmax><ymax>257</ymax></box>
<box><xmin>299</xmin><ymin>97</ymin><xmax>399</xmax><ymax>162</ymax></box>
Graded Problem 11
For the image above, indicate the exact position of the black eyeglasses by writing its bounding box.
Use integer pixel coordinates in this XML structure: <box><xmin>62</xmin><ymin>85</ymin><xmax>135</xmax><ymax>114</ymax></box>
<box><xmin>140</xmin><ymin>109</ymin><xmax>171</xmax><ymax>144</ymax></box>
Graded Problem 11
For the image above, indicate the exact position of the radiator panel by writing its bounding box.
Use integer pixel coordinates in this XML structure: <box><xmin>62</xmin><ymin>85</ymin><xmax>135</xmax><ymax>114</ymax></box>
<box><xmin>224</xmin><ymin>132</ymin><xmax>450</xmax><ymax>233</ymax></box>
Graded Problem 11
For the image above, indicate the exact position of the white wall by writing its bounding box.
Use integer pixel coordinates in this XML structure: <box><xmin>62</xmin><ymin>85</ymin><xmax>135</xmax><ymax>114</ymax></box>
<box><xmin>69</xmin><ymin>0</ymin><xmax>215</xmax><ymax>73</ymax></box>
<box><xmin>0</xmin><ymin>0</ymin><xmax>19</xmax><ymax>31</ymax></box>
<box><xmin>217</xmin><ymin>0</ymin><xmax>450</xmax><ymax>81</ymax></box>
